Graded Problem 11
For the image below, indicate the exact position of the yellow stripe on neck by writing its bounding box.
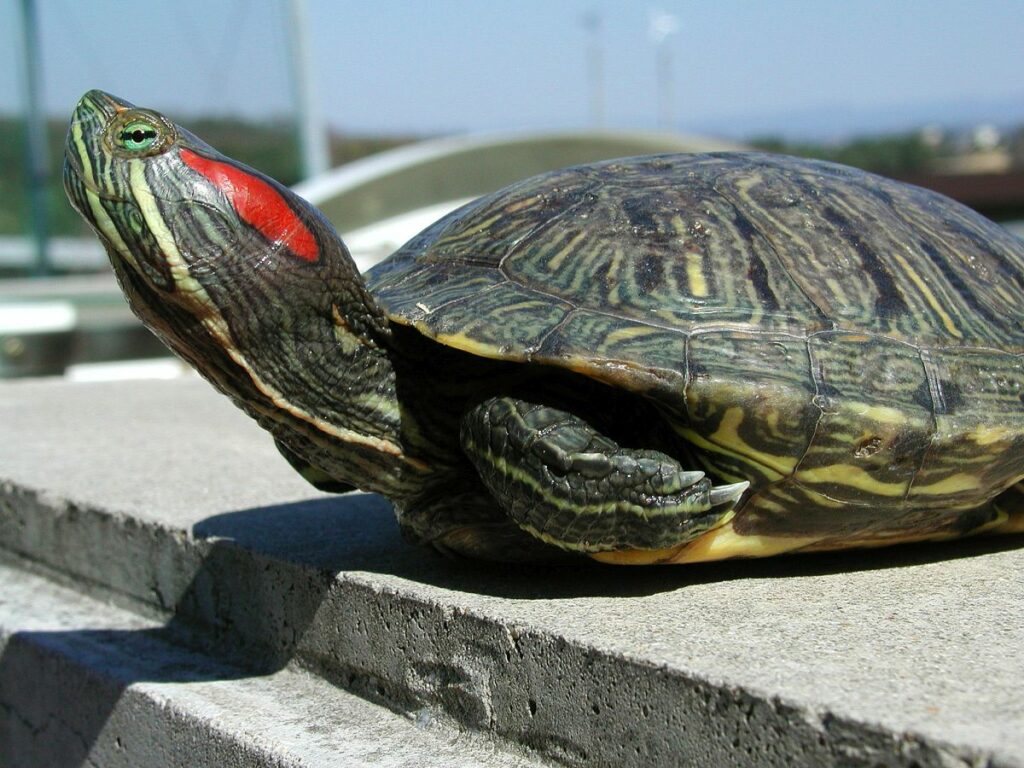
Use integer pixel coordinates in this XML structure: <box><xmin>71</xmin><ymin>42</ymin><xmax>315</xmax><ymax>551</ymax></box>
<box><xmin>127</xmin><ymin>162</ymin><xmax>422</xmax><ymax>468</ymax></box>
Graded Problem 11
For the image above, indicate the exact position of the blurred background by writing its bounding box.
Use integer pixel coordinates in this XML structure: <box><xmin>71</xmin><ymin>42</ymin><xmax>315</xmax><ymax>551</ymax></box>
<box><xmin>1</xmin><ymin>0</ymin><xmax>1023</xmax><ymax>377</ymax></box>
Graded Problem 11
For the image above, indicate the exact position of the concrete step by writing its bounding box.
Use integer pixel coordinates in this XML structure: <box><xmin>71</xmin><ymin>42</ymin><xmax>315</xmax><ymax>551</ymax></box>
<box><xmin>2</xmin><ymin>377</ymin><xmax>1023</xmax><ymax>767</ymax></box>
<box><xmin>0</xmin><ymin>558</ymin><xmax>543</xmax><ymax>768</ymax></box>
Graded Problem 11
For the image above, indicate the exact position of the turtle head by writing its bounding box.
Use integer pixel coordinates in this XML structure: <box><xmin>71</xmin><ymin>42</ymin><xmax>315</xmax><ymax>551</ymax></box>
<box><xmin>64</xmin><ymin>90</ymin><xmax>418</xmax><ymax>495</ymax></box>
<box><xmin>63</xmin><ymin>89</ymin><xmax>370</xmax><ymax>326</ymax></box>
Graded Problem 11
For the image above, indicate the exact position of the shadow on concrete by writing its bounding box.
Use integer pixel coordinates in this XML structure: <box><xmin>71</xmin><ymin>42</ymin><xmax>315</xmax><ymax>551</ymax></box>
<box><xmin>0</xmin><ymin>596</ymin><xmax>274</xmax><ymax>766</ymax></box>
<box><xmin>5</xmin><ymin>490</ymin><xmax>1022</xmax><ymax>765</ymax></box>
<box><xmin>193</xmin><ymin>492</ymin><xmax>1024</xmax><ymax>601</ymax></box>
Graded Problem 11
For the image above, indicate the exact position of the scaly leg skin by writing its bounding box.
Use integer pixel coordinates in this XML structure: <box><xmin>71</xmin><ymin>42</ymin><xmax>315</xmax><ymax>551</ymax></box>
<box><xmin>399</xmin><ymin>485</ymin><xmax>573</xmax><ymax>562</ymax></box>
<box><xmin>460</xmin><ymin>396</ymin><xmax>748</xmax><ymax>554</ymax></box>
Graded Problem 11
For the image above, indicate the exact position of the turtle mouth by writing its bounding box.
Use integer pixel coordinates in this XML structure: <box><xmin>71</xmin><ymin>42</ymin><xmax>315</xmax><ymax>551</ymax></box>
<box><xmin>62</xmin><ymin>151</ymin><xmax>123</xmax><ymax>202</ymax></box>
<box><xmin>62</xmin><ymin>153</ymin><xmax>119</xmax><ymax>222</ymax></box>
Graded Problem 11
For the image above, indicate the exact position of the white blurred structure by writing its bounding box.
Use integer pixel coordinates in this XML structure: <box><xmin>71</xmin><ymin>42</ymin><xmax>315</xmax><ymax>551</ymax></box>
<box><xmin>295</xmin><ymin>129</ymin><xmax>744</xmax><ymax>270</ymax></box>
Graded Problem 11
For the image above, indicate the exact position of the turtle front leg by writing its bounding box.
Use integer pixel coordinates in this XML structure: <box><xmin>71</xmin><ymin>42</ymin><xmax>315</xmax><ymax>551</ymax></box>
<box><xmin>460</xmin><ymin>397</ymin><xmax>748</xmax><ymax>553</ymax></box>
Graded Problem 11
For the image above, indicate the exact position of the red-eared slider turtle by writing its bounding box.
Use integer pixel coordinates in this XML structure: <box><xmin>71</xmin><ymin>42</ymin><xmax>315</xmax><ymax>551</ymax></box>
<box><xmin>64</xmin><ymin>90</ymin><xmax>1024</xmax><ymax>564</ymax></box>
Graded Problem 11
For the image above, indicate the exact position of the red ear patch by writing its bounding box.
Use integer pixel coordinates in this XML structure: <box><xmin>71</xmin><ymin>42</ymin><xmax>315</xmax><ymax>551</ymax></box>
<box><xmin>180</xmin><ymin>148</ymin><xmax>319</xmax><ymax>262</ymax></box>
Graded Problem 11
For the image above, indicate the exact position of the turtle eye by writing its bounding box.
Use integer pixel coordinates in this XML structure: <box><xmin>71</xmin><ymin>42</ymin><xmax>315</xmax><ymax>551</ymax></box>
<box><xmin>119</xmin><ymin>120</ymin><xmax>160</xmax><ymax>152</ymax></box>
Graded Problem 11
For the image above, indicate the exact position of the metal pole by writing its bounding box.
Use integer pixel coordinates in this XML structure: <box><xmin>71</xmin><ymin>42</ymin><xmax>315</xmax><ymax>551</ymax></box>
<box><xmin>18</xmin><ymin>0</ymin><xmax>50</xmax><ymax>276</ymax></box>
<box><xmin>649</xmin><ymin>11</ymin><xmax>678</xmax><ymax>133</ymax></box>
<box><xmin>656</xmin><ymin>42</ymin><xmax>673</xmax><ymax>131</ymax></box>
<box><xmin>583</xmin><ymin>12</ymin><xmax>605</xmax><ymax>128</ymax></box>
<box><xmin>286</xmin><ymin>0</ymin><xmax>330</xmax><ymax>179</ymax></box>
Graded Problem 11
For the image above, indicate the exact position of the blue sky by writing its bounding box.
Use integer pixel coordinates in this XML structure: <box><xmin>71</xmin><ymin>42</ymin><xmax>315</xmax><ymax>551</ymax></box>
<box><xmin>3</xmin><ymin>1</ymin><xmax>1023</xmax><ymax>139</ymax></box>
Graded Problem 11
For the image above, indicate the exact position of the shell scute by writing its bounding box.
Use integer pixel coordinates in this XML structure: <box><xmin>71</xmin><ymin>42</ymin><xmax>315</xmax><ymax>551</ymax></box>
<box><xmin>366</xmin><ymin>151</ymin><xmax>1024</xmax><ymax>404</ymax></box>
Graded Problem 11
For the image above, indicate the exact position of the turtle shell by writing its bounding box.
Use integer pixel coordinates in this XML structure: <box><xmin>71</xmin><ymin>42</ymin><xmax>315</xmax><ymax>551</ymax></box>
<box><xmin>366</xmin><ymin>152</ymin><xmax>1024</xmax><ymax>388</ymax></box>
<box><xmin>366</xmin><ymin>152</ymin><xmax>1024</xmax><ymax>559</ymax></box>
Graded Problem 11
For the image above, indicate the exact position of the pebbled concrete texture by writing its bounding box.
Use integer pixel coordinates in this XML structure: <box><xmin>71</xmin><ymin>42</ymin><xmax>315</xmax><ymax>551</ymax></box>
<box><xmin>1</xmin><ymin>376</ymin><xmax>1023</xmax><ymax>767</ymax></box>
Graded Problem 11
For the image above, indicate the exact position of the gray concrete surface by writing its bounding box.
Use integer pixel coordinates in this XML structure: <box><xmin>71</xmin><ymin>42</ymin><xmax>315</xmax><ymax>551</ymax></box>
<box><xmin>0</xmin><ymin>559</ymin><xmax>543</xmax><ymax>767</ymax></box>
<box><xmin>1</xmin><ymin>377</ymin><xmax>1023</xmax><ymax>767</ymax></box>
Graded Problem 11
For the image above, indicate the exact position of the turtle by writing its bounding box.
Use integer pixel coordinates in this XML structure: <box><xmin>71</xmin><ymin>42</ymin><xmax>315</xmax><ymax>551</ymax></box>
<box><xmin>63</xmin><ymin>90</ymin><xmax>1024</xmax><ymax>565</ymax></box>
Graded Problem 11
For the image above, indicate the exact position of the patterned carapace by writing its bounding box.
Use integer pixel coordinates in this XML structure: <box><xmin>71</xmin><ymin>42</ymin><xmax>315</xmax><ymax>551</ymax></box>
<box><xmin>65</xmin><ymin>90</ymin><xmax>1024</xmax><ymax>564</ymax></box>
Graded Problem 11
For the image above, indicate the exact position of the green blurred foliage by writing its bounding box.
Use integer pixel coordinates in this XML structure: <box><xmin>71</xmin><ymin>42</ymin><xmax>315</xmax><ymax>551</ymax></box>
<box><xmin>747</xmin><ymin>132</ymin><xmax>943</xmax><ymax>176</ymax></box>
<box><xmin>0</xmin><ymin>119</ymin><xmax>32</xmax><ymax>235</ymax></box>
<box><xmin>0</xmin><ymin>117</ymin><xmax>971</xmax><ymax>240</ymax></box>
<box><xmin>0</xmin><ymin>116</ymin><xmax>412</xmax><ymax>237</ymax></box>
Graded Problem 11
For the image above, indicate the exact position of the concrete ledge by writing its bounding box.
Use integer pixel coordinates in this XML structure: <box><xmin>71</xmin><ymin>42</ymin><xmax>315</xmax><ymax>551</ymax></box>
<box><xmin>2</xmin><ymin>377</ymin><xmax>1023</xmax><ymax>767</ymax></box>
<box><xmin>0</xmin><ymin>559</ymin><xmax>541</xmax><ymax>767</ymax></box>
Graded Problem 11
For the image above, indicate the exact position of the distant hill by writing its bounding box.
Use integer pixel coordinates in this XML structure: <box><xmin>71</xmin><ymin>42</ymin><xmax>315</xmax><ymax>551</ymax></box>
<box><xmin>2</xmin><ymin>105</ymin><xmax>1021</xmax><ymax>243</ymax></box>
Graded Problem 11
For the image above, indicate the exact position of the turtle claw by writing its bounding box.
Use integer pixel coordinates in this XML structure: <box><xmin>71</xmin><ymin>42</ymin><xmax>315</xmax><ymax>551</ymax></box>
<box><xmin>708</xmin><ymin>481</ymin><xmax>750</xmax><ymax>507</ymax></box>
<box><xmin>677</xmin><ymin>470</ymin><xmax>706</xmax><ymax>487</ymax></box>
